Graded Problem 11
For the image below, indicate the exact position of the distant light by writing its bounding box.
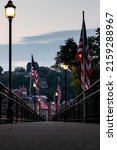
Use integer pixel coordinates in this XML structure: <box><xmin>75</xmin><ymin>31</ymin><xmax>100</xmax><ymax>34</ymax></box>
<box><xmin>33</xmin><ymin>82</ymin><xmax>36</xmax><ymax>88</ymax></box>
<box><xmin>55</xmin><ymin>92</ymin><xmax>58</xmax><ymax>96</ymax></box>
<box><xmin>63</xmin><ymin>64</ymin><xmax>68</xmax><ymax>70</ymax></box>
<box><xmin>52</xmin><ymin>102</ymin><xmax>55</xmax><ymax>105</ymax></box>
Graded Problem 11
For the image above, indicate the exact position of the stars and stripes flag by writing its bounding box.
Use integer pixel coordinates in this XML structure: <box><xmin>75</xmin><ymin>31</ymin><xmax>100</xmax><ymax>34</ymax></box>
<box><xmin>56</xmin><ymin>84</ymin><xmax>62</xmax><ymax>104</ymax></box>
<box><xmin>31</xmin><ymin>55</ymin><xmax>39</xmax><ymax>92</ymax></box>
<box><xmin>38</xmin><ymin>96</ymin><xmax>48</xmax><ymax>109</ymax></box>
<box><xmin>76</xmin><ymin>11</ymin><xmax>92</xmax><ymax>90</ymax></box>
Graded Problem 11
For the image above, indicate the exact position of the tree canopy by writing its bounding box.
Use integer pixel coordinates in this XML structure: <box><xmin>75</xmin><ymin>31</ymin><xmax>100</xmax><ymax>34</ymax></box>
<box><xmin>0</xmin><ymin>66</ymin><xmax>3</xmax><ymax>75</ymax></box>
<box><xmin>55</xmin><ymin>38</ymin><xmax>78</xmax><ymax>67</ymax></box>
<box><xmin>0</xmin><ymin>65</ymin><xmax>75</xmax><ymax>102</ymax></box>
<box><xmin>88</xmin><ymin>28</ymin><xmax>100</xmax><ymax>67</ymax></box>
<box><xmin>54</xmin><ymin>28</ymin><xmax>100</xmax><ymax>94</ymax></box>
<box><xmin>15</xmin><ymin>67</ymin><xmax>26</xmax><ymax>73</ymax></box>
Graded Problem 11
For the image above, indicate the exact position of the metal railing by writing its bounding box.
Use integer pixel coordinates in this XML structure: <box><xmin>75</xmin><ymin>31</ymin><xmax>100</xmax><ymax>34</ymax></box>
<box><xmin>0</xmin><ymin>82</ymin><xmax>43</xmax><ymax>124</ymax></box>
<box><xmin>53</xmin><ymin>79</ymin><xmax>100</xmax><ymax>123</ymax></box>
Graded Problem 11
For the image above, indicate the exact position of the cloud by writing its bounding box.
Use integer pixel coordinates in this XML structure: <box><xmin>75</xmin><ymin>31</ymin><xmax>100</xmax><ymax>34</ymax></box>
<box><xmin>0</xmin><ymin>29</ymin><xmax>96</xmax><ymax>71</ymax></box>
<box><xmin>19</xmin><ymin>29</ymin><xmax>95</xmax><ymax>44</ymax></box>
<box><xmin>12</xmin><ymin>60</ymin><xmax>28</xmax><ymax>69</ymax></box>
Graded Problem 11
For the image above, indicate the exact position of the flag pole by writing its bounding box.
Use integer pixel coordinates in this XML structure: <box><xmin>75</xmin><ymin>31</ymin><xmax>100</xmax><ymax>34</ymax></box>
<box><xmin>29</xmin><ymin>55</ymin><xmax>32</xmax><ymax>96</ymax></box>
<box><xmin>82</xmin><ymin>11</ymin><xmax>86</xmax><ymax>122</ymax></box>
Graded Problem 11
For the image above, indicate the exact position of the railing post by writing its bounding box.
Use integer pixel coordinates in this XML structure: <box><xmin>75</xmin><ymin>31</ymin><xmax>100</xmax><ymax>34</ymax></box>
<box><xmin>7</xmin><ymin>94</ymin><xmax>13</xmax><ymax>123</ymax></box>
<box><xmin>83</xmin><ymin>92</ymin><xmax>87</xmax><ymax>123</ymax></box>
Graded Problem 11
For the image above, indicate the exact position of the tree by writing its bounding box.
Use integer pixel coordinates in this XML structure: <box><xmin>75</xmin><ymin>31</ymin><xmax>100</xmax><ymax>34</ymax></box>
<box><xmin>55</xmin><ymin>28</ymin><xmax>100</xmax><ymax>94</ymax></box>
<box><xmin>27</xmin><ymin>62</ymin><xmax>39</xmax><ymax>73</ymax></box>
<box><xmin>54</xmin><ymin>38</ymin><xmax>82</xmax><ymax>94</ymax></box>
<box><xmin>0</xmin><ymin>66</ymin><xmax>3</xmax><ymax>75</ymax></box>
<box><xmin>55</xmin><ymin>38</ymin><xmax>78</xmax><ymax>68</ymax></box>
<box><xmin>88</xmin><ymin>28</ymin><xmax>100</xmax><ymax>83</ymax></box>
<box><xmin>15</xmin><ymin>67</ymin><xmax>26</xmax><ymax>72</ymax></box>
<box><xmin>0</xmin><ymin>66</ymin><xmax>4</xmax><ymax>84</ymax></box>
<box><xmin>88</xmin><ymin>28</ymin><xmax>100</xmax><ymax>68</ymax></box>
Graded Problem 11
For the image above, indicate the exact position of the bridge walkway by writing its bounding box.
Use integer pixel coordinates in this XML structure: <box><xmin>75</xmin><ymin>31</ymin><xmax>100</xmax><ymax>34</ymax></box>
<box><xmin>0</xmin><ymin>122</ymin><xmax>99</xmax><ymax>150</ymax></box>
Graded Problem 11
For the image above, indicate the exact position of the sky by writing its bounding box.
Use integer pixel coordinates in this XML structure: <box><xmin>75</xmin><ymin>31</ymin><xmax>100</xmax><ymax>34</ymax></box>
<box><xmin>0</xmin><ymin>0</ymin><xmax>100</xmax><ymax>71</ymax></box>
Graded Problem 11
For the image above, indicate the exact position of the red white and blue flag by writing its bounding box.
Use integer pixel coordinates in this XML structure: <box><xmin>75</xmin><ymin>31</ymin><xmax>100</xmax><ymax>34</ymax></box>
<box><xmin>31</xmin><ymin>55</ymin><xmax>39</xmax><ymax>92</ymax></box>
<box><xmin>38</xmin><ymin>96</ymin><xmax>48</xmax><ymax>109</ymax></box>
<box><xmin>77</xmin><ymin>12</ymin><xmax>92</xmax><ymax>90</ymax></box>
<box><xmin>56</xmin><ymin>84</ymin><xmax>62</xmax><ymax>104</ymax></box>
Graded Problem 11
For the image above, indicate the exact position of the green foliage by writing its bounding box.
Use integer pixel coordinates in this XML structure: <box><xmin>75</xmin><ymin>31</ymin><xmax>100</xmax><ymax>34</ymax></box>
<box><xmin>27</xmin><ymin>62</ymin><xmax>39</xmax><ymax>72</ymax></box>
<box><xmin>0</xmin><ymin>66</ymin><xmax>3</xmax><ymax>75</ymax></box>
<box><xmin>71</xmin><ymin>66</ymin><xmax>82</xmax><ymax>94</ymax></box>
<box><xmin>55</xmin><ymin>38</ymin><xmax>78</xmax><ymax>67</ymax></box>
<box><xmin>55</xmin><ymin>28</ymin><xmax>100</xmax><ymax>95</ymax></box>
<box><xmin>54</xmin><ymin>38</ymin><xmax>81</xmax><ymax>94</ymax></box>
<box><xmin>15</xmin><ymin>67</ymin><xmax>26</xmax><ymax>72</ymax></box>
<box><xmin>0</xmin><ymin>66</ymin><xmax>75</xmax><ymax>102</ymax></box>
<box><xmin>12</xmin><ymin>74</ymin><xmax>29</xmax><ymax>90</ymax></box>
<box><xmin>88</xmin><ymin>28</ymin><xmax>100</xmax><ymax>67</ymax></box>
<box><xmin>90</xmin><ymin>66</ymin><xmax>100</xmax><ymax>84</ymax></box>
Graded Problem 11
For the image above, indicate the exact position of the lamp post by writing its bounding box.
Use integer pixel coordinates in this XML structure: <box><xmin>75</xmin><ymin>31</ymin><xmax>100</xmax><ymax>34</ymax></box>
<box><xmin>55</xmin><ymin>92</ymin><xmax>58</xmax><ymax>121</ymax></box>
<box><xmin>33</xmin><ymin>82</ymin><xmax>36</xmax><ymax>112</ymax></box>
<box><xmin>63</xmin><ymin>64</ymin><xmax>68</xmax><ymax>107</ymax></box>
<box><xmin>55</xmin><ymin>92</ymin><xmax>58</xmax><ymax>112</ymax></box>
<box><xmin>5</xmin><ymin>0</ymin><xmax>16</xmax><ymax>123</ymax></box>
<box><xmin>38</xmin><ymin>98</ymin><xmax>41</xmax><ymax>121</ymax></box>
<box><xmin>5</xmin><ymin>0</ymin><xmax>16</xmax><ymax>93</ymax></box>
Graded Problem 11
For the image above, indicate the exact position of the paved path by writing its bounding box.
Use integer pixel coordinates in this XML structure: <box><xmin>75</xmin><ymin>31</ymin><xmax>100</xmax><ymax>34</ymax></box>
<box><xmin>0</xmin><ymin>122</ymin><xmax>99</xmax><ymax>150</ymax></box>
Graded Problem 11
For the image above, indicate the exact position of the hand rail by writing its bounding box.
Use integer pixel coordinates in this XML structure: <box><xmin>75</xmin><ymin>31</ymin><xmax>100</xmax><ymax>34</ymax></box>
<box><xmin>53</xmin><ymin>79</ymin><xmax>100</xmax><ymax>123</ymax></box>
<box><xmin>0</xmin><ymin>82</ymin><xmax>44</xmax><ymax>123</ymax></box>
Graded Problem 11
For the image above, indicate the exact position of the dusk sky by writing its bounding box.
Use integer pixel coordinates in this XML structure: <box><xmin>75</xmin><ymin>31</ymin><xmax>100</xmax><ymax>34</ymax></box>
<box><xmin>0</xmin><ymin>0</ymin><xmax>100</xmax><ymax>71</ymax></box>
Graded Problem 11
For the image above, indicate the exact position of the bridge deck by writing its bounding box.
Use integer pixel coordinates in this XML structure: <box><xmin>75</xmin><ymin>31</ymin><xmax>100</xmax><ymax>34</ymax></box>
<box><xmin>0</xmin><ymin>122</ymin><xmax>99</xmax><ymax>150</ymax></box>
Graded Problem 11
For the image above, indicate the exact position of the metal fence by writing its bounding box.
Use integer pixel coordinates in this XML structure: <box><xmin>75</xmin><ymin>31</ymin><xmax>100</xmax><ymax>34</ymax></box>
<box><xmin>0</xmin><ymin>82</ymin><xmax>43</xmax><ymax>124</ymax></box>
<box><xmin>53</xmin><ymin>79</ymin><xmax>100</xmax><ymax>123</ymax></box>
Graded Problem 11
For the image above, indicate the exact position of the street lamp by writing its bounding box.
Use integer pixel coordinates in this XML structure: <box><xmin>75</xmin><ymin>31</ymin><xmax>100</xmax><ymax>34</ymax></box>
<box><xmin>63</xmin><ymin>64</ymin><xmax>68</xmax><ymax>107</ymax></box>
<box><xmin>55</xmin><ymin>92</ymin><xmax>58</xmax><ymax>106</ymax></box>
<box><xmin>55</xmin><ymin>92</ymin><xmax>58</xmax><ymax>96</ymax></box>
<box><xmin>5</xmin><ymin>0</ymin><xmax>16</xmax><ymax>123</ymax></box>
<box><xmin>33</xmin><ymin>82</ymin><xmax>36</xmax><ymax>88</ymax></box>
<box><xmin>5</xmin><ymin>0</ymin><xmax>16</xmax><ymax>92</ymax></box>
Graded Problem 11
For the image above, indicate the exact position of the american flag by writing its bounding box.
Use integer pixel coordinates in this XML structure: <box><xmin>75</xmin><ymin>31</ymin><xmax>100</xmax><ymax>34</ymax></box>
<box><xmin>38</xmin><ymin>96</ymin><xmax>48</xmax><ymax>109</ymax></box>
<box><xmin>76</xmin><ymin>12</ymin><xmax>92</xmax><ymax>90</ymax></box>
<box><xmin>31</xmin><ymin>55</ymin><xmax>39</xmax><ymax>92</ymax></box>
<box><xmin>56</xmin><ymin>84</ymin><xmax>62</xmax><ymax>104</ymax></box>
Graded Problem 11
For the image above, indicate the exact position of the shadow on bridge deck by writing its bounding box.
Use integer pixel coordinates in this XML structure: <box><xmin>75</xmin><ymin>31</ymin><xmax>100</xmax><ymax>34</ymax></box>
<box><xmin>0</xmin><ymin>122</ymin><xmax>99</xmax><ymax>150</ymax></box>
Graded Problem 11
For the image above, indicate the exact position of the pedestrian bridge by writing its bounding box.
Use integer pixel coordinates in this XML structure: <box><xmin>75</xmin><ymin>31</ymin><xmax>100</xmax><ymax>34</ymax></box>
<box><xmin>0</xmin><ymin>122</ymin><xmax>99</xmax><ymax>150</ymax></box>
<box><xmin>0</xmin><ymin>80</ymin><xmax>100</xmax><ymax>150</ymax></box>
<box><xmin>0</xmin><ymin>80</ymin><xmax>100</xmax><ymax>123</ymax></box>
